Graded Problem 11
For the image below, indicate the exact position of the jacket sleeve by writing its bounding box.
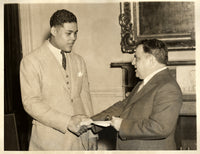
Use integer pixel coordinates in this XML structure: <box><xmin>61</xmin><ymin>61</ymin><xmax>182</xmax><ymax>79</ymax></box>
<box><xmin>90</xmin><ymin>98</ymin><xmax>128</xmax><ymax>133</ymax></box>
<box><xmin>20</xmin><ymin>56</ymin><xmax>70</xmax><ymax>134</ymax></box>
<box><xmin>91</xmin><ymin>96</ymin><xmax>129</xmax><ymax>121</ymax></box>
<box><xmin>79</xmin><ymin>58</ymin><xmax>98</xmax><ymax>138</ymax></box>
<box><xmin>119</xmin><ymin>82</ymin><xmax>182</xmax><ymax>140</ymax></box>
<box><xmin>80</xmin><ymin>58</ymin><xmax>94</xmax><ymax>117</ymax></box>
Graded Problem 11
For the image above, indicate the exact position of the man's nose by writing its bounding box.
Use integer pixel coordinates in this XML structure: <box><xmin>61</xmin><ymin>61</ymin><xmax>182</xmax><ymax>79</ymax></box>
<box><xmin>71</xmin><ymin>33</ymin><xmax>77</xmax><ymax>40</ymax></box>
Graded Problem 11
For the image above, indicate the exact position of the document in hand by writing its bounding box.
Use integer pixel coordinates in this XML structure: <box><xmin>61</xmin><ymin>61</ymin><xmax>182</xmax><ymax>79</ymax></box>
<box><xmin>80</xmin><ymin>119</ymin><xmax>111</xmax><ymax>127</ymax></box>
<box><xmin>92</xmin><ymin>121</ymin><xmax>111</xmax><ymax>127</ymax></box>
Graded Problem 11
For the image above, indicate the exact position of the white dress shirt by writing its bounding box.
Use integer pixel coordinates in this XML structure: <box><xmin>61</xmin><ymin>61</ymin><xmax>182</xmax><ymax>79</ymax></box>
<box><xmin>47</xmin><ymin>40</ymin><xmax>63</xmax><ymax>66</ymax></box>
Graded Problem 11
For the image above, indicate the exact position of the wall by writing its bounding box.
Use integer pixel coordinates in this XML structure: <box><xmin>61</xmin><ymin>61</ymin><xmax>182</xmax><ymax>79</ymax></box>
<box><xmin>18</xmin><ymin>2</ymin><xmax>197</xmax><ymax>150</ymax></box>
<box><xmin>19</xmin><ymin>3</ymin><xmax>133</xmax><ymax>114</ymax></box>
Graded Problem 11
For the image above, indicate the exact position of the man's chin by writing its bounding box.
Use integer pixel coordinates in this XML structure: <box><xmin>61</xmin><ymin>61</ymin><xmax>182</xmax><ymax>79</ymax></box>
<box><xmin>135</xmin><ymin>72</ymin><xmax>139</xmax><ymax>78</ymax></box>
<box><xmin>64</xmin><ymin>48</ymin><xmax>72</xmax><ymax>52</ymax></box>
<box><xmin>136</xmin><ymin>73</ymin><xmax>142</xmax><ymax>79</ymax></box>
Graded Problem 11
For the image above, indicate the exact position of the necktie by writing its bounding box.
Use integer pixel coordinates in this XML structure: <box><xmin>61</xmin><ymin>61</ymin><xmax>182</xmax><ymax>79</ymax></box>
<box><xmin>60</xmin><ymin>50</ymin><xmax>68</xmax><ymax>70</ymax></box>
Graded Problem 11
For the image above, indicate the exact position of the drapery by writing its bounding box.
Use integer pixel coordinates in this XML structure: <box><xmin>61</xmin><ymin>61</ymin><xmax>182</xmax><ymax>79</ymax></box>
<box><xmin>4</xmin><ymin>4</ymin><xmax>31</xmax><ymax>150</ymax></box>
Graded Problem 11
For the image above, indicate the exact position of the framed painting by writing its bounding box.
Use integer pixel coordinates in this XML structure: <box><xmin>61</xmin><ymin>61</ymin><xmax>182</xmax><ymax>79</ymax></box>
<box><xmin>119</xmin><ymin>2</ymin><xmax>195</xmax><ymax>53</ymax></box>
<box><xmin>135</xmin><ymin>2</ymin><xmax>195</xmax><ymax>51</ymax></box>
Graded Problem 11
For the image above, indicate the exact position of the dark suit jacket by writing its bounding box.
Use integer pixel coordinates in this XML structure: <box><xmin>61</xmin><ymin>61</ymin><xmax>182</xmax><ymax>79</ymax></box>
<box><xmin>92</xmin><ymin>68</ymin><xmax>182</xmax><ymax>150</ymax></box>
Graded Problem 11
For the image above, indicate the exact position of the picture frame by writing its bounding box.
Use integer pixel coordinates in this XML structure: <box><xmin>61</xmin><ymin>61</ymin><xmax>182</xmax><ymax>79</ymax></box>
<box><xmin>119</xmin><ymin>2</ymin><xmax>195</xmax><ymax>53</ymax></box>
<box><xmin>133</xmin><ymin>2</ymin><xmax>195</xmax><ymax>51</ymax></box>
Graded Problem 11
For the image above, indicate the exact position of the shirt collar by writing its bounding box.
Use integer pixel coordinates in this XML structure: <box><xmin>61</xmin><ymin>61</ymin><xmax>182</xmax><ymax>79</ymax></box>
<box><xmin>47</xmin><ymin>40</ymin><xmax>63</xmax><ymax>65</ymax></box>
<box><xmin>143</xmin><ymin>67</ymin><xmax>167</xmax><ymax>85</ymax></box>
<box><xmin>47</xmin><ymin>40</ymin><xmax>61</xmax><ymax>54</ymax></box>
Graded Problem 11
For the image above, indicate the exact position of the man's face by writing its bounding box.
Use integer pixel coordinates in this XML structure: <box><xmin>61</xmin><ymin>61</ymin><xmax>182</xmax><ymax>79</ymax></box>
<box><xmin>52</xmin><ymin>22</ymin><xmax>78</xmax><ymax>51</ymax></box>
<box><xmin>132</xmin><ymin>45</ymin><xmax>151</xmax><ymax>79</ymax></box>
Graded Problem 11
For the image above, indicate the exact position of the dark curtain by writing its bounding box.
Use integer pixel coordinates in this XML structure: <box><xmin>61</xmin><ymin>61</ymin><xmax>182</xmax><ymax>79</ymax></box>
<box><xmin>4</xmin><ymin>4</ymin><xmax>22</xmax><ymax>114</ymax></box>
<box><xmin>4</xmin><ymin>4</ymin><xmax>31</xmax><ymax>150</ymax></box>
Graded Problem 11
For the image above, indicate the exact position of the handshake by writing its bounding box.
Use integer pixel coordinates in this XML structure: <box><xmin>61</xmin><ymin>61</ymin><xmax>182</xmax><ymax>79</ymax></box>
<box><xmin>67</xmin><ymin>114</ymin><xmax>122</xmax><ymax>136</ymax></box>
<box><xmin>67</xmin><ymin>114</ymin><xmax>95</xmax><ymax>136</ymax></box>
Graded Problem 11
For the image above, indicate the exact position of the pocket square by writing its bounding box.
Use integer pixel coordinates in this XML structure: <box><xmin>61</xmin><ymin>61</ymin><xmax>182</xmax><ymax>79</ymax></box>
<box><xmin>78</xmin><ymin>72</ymin><xmax>83</xmax><ymax>77</ymax></box>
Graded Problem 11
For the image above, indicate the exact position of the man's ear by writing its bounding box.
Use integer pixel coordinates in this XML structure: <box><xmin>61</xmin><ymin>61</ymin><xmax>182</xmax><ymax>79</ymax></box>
<box><xmin>50</xmin><ymin>26</ymin><xmax>57</xmax><ymax>36</ymax></box>
<box><xmin>149</xmin><ymin>55</ymin><xmax>157</xmax><ymax>66</ymax></box>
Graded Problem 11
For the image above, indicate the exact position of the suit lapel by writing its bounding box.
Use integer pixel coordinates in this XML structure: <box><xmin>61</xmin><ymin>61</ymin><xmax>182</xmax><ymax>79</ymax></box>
<box><xmin>132</xmin><ymin>82</ymin><xmax>157</xmax><ymax>103</ymax></box>
<box><xmin>124</xmin><ymin>81</ymin><xmax>157</xmax><ymax>109</ymax></box>
<box><xmin>42</xmin><ymin>41</ymin><xmax>71</xmax><ymax>95</ymax></box>
<box><xmin>128</xmin><ymin>81</ymin><xmax>143</xmax><ymax>98</ymax></box>
<box><xmin>122</xmin><ymin>81</ymin><xmax>142</xmax><ymax>109</ymax></box>
<box><xmin>124</xmin><ymin>69</ymin><xmax>169</xmax><ymax>110</ymax></box>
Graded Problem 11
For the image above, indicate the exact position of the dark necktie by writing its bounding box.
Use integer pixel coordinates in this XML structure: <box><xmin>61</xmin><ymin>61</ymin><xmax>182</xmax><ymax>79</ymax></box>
<box><xmin>60</xmin><ymin>50</ymin><xmax>68</xmax><ymax>70</ymax></box>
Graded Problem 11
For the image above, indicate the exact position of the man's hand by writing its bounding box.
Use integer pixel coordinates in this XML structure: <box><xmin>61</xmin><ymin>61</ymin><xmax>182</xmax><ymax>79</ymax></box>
<box><xmin>67</xmin><ymin>114</ymin><xmax>89</xmax><ymax>136</ymax></box>
<box><xmin>88</xmin><ymin>137</ymin><xmax>98</xmax><ymax>150</ymax></box>
<box><xmin>110</xmin><ymin>116</ymin><xmax>123</xmax><ymax>131</ymax></box>
<box><xmin>76</xmin><ymin>118</ymin><xmax>93</xmax><ymax>135</ymax></box>
<box><xmin>80</xmin><ymin>118</ymin><xmax>93</xmax><ymax>127</ymax></box>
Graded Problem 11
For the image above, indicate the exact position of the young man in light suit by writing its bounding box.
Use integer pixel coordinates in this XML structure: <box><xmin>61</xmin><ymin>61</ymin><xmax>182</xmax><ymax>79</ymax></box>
<box><xmin>82</xmin><ymin>39</ymin><xmax>182</xmax><ymax>150</ymax></box>
<box><xmin>20</xmin><ymin>9</ymin><xmax>97</xmax><ymax>150</ymax></box>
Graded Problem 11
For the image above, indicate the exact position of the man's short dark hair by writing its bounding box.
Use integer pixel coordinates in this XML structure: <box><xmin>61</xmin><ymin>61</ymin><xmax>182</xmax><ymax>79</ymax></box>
<box><xmin>136</xmin><ymin>39</ymin><xmax>168</xmax><ymax>64</ymax></box>
<box><xmin>50</xmin><ymin>9</ymin><xmax>77</xmax><ymax>27</ymax></box>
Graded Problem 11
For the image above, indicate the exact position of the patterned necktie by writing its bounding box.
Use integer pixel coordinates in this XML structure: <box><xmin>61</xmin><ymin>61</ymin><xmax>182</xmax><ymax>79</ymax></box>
<box><xmin>60</xmin><ymin>50</ymin><xmax>68</xmax><ymax>70</ymax></box>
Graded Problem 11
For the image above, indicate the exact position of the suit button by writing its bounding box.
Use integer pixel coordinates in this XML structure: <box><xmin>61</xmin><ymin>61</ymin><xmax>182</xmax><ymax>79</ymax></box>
<box><xmin>66</xmin><ymin>81</ymin><xmax>69</xmax><ymax>84</ymax></box>
<box><xmin>71</xmin><ymin>99</ymin><xmax>73</xmax><ymax>102</ymax></box>
<box><xmin>66</xmin><ymin>75</ymin><xmax>69</xmax><ymax>78</ymax></box>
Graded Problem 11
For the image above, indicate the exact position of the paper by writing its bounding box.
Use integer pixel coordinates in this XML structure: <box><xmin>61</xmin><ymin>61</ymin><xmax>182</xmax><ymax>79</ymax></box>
<box><xmin>80</xmin><ymin>119</ymin><xmax>93</xmax><ymax>126</ymax></box>
<box><xmin>80</xmin><ymin>119</ymin><xmax>111</xmax><ymax>127</ymax></box>
<box><xmin>92</xmin><ymin>121</ymin><xmax>111</xmax><ymax>127</ymax></box>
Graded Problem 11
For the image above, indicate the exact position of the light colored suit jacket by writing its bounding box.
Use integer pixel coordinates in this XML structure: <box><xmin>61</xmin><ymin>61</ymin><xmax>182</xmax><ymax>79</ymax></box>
<box><xmin>20</xmin><ymin>41</ymin><xmax>94</xmax><ymax>150</ymax></box>
<box><xmin>92</xmin><ymin>69</ymin><xmax>182</xmax><ymax>150</ymax></box>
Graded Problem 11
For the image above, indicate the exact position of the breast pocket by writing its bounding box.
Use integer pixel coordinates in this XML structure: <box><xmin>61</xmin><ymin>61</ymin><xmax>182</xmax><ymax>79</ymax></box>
<box><xmin>72</xmin><ymin>72</ymin><xmax>84</xmax><ymax>95</ymax></box>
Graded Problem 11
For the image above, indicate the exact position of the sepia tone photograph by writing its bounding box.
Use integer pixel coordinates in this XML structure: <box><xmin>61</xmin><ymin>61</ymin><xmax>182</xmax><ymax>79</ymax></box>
<box><xmin>1</xmin><ymin>0</ymin><xmax>199</xmax><ymax>153</ymax></box>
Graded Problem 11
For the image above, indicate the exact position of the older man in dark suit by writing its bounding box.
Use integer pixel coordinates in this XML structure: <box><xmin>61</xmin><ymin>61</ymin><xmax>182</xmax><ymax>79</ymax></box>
<box><xmin>80</xmin><ymin>39</ymin><xmax>182</xmax><ymax>150</ymax></box>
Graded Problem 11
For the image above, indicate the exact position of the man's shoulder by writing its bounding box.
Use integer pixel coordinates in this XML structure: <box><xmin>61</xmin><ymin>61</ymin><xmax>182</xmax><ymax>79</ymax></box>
<box><xmin>152</xmin><ymin>69</ymin><xmax>180</xmax><ymax>87</ymax></box>
<box><xmin>70</xmin><ymin>52</ymin><xmax>85</xmax><ymax>62</ymax></box>
<box><xmin>23</xmin><ymin>42</ymin><xmax>48</xmax><ymax>58</ymax></box>
<box><xmin>154</xmin><ymin>69</ymin><xmax>173</xmax><ymax>81</ymax></box>
<box><xmin>156</xmin><ymin>69</ymin><xmax>182</xmax><ymax>92</ymax></box>
<box><xmin>71</xmin><ymin>52</ymin><xmax>83</xmax><ymax>58</ymax></box>
<box><xmin>21</xmin><ymin>42</ymin><xmax>48</xmax><ymax>65</ymax></box>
